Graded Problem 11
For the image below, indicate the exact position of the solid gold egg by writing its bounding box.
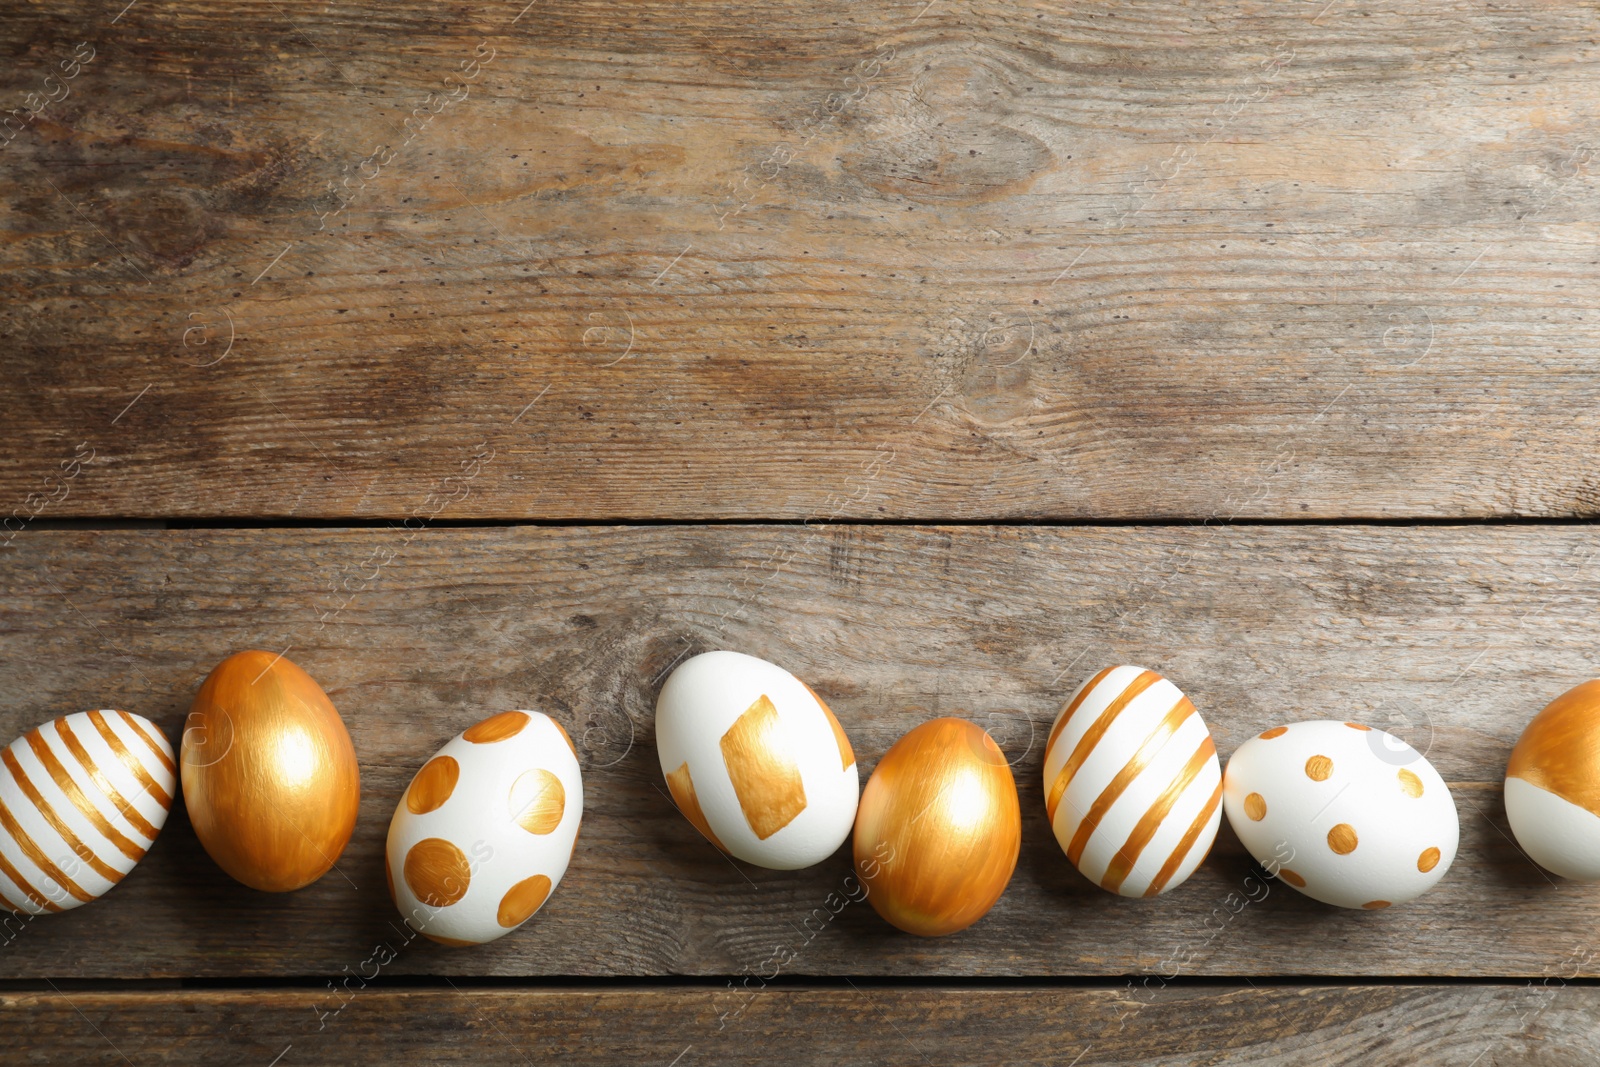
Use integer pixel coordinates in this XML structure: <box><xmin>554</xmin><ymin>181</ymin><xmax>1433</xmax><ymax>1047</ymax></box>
<box><xmin>181</xmin><ymin>650</ymin><xmax>361</xmax><ymax>892</ymax></box>
<box><xmin>853</xmin><ymin>717</ymin><xmax>1020</xmax><ymax>937</ymax></box>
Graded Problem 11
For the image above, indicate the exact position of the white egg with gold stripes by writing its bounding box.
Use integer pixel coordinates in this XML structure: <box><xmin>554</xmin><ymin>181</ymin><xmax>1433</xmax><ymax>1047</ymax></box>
<box><xmin>656</xmin><ymin>651</ymin><xmax>859</xmax><ymax>870</ymax></box>
<box><xmin>0</xmin><ymin>710</ymin><xmax>175</xmax><ymax>914</ymax></box>
<box><xmin>1044</xmin><ymin>666</ymin><xmax>1223</xmax><ymax>897</ymax></box>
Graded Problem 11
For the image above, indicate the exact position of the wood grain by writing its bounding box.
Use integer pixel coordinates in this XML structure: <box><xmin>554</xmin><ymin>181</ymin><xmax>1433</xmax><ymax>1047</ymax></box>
<box><xmin>1</xmin><ymin>985</ymin><xmax>1596</xmax><ymax>1065</ymax></box>
<box><xmin>0</xmin><ymin>524</ymin><xmax>1597</xmax><ymax>978</ymax></box>
<box><xmin>3</xmin><ymin>1</ymin><xmax>1600</xmax><ymax>519</ymax></box>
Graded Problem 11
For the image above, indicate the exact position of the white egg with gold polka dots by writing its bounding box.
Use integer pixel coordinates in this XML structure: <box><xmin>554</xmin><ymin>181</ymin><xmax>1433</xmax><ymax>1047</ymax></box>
<box><xmin>1222</xmin><ymin>720</ymin><xmax>1458</xmax><ymax>910</ymax></box>
<box><xmin>385</xmin><ymin>710</ymin><xmax>582</xmax><ymax>946</ymax></box>
<box><xmin>656</xmin><ymin>651</ymin><xmax>858</xmax><ymax>870</ymax></box>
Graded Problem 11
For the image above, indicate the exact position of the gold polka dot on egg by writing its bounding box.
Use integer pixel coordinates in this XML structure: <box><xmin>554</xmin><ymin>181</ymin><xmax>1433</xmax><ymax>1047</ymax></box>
<box><xmin>1305</xmin><ymin>755</ymin><xmax>1334</xmax><ymax>782</ymax></box>
<box><xmin>405</xmin><ymin>837</ymin><xmax>472</xmax><ymax>908</ymax></box>
<box><xmin>1327</xmin><ymin>823</ymin><xmax>1359</xmax><ymax>855</ymax></box>
<box><xmin>1223</xmin><ymin>720</ymin><xmax>1459</xmax><ymax>909</ymax></box>
<box><xmin>509</xmin><ymin>770</ymin><xmax>565</xmax><ymax>835</ymax></box>
<box><xmin>407</xmin><ymin>757</ymin><xmax>459</xmax><ymax>815</ymax></box>
<box><xmin>386</xmin><ymin>709</ymin><xmax>581</xmax><ymax>946</ymax></box>
<box><xmin>497</xmin><ymin>874</ymin><xmax>552</xmax><ymax>928</ymax></box>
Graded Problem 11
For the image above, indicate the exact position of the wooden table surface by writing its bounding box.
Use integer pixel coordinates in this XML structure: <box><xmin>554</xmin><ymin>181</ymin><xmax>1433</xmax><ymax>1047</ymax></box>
<box><xmin>3</xmin><ymin>0</ymin><xmax>1599</xmax><ymax>1062</ymax></box>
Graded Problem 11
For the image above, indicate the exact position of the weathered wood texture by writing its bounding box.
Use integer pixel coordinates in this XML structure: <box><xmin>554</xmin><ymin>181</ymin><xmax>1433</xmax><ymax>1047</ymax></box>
<box><xmin>4</xmin><ymin>1</ymin><xmax>1600</xmax><ymax>520</ymax></box>
<box><xmin>2</xmin><ymin>985</ymin><xmax>1597</xmax><ymax>1065</ymax></box>
<box><xmin>0</xmin><ymin>525</ymin><xmax>1596</xmax><ymax>979</ymax></box>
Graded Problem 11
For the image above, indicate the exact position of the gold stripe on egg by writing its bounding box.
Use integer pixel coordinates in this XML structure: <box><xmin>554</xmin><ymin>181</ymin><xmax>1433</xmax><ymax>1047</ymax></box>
<box><xmin>665</xmin><ymin>761</ymin><xmax>728</xmax><ymax>852</ymax></box>
<box><xmin>0</xmin><ymin>847</ymin><xmax>60</xmax><ymax>913</ymax></box>
<box><xmin>1100</xmin><ymin>735</ymin><xmax>1217</xmax><ymax>894</ymax></box>
<box><xmin>1066</xmin><ymin>695</ymin><xmax>1196</xmax><ymax>866</ymax></box>
<box><xmin>117</xmin><ymin>711</ymin><xmax>176</xmax><ymax>777</ymax></box>
<box><xmin>804</xmin><ymin>682</ymin><xmax>856</xmax><ymax>771</ymax></box>
<box><xmin>1046</xmin><ymin>669</ymin><xmax>1162</xmax><ymax>825</ymax></box>
<box><xmin>0</xmin><ymin>794</ymin><xmax>93</xmax><ymax>903</ymax></box>
<box><xmin>0</xmin><ymin>749</ymin><xmax>122</xmax><ymax>885</ymax></box>
<box><xmin>88</xmin><ymin>711</ymin><xmax>172</xmax><ymax>808</ymax></box>
<box><xmin>1045</xmin><ymin>665</ymin><xmax>1118</xmax><ymax>755</ymax></box>
<box><xmin>56</xmin><ymin>720</ymin><xmax>161</xmax><ymax>841</ymax></box>
<box><xmin>1144</xmin><ymin>778</ymin><xmax>1223</xmax><ymax>897</ymax></box>
<box><xmin>25</xmin><ymin>731</ymin><xmax>145</xmax><ymax>861</ymax></box>
<box><xmin>720</xmin><ymin>694</ymin><xmax>807</xmax><ymax>840</ymax></box>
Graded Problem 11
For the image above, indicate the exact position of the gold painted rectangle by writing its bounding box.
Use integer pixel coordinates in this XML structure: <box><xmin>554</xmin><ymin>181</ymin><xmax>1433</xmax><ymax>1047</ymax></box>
<box><xmin>720</xmin><ymin>695</ymin><xmax>807</xmax><ymax>841</ymax></box>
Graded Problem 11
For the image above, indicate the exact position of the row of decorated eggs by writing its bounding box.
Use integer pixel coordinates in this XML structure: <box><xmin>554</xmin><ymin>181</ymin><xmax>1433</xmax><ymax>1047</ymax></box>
<box><xmin>656</xmin><ymin>655</ymin><xmax>1599</xmax><ymax>932</ymax></box>
<box><xmin>4</xmin><ymin>649</ymin><xmax>1599</xmax><ymax>943</ymax></box>
<box><xmin>659</xmin><ymin>653</ymin><xmax>1457</xmax><ymax>929</ymax></box>
<box><xmin>0</xmin><ymin>651</ymin><xmax>578</xmax><ymax>948</ymax></box>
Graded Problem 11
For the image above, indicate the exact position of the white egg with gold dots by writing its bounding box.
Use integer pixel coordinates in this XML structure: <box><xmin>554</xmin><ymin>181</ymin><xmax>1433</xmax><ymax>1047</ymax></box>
<box><xmin>1223</xmin><ymin>720</ymin><xmax>1458</xmax><ymax>910</ymax></box>
<box><xmin>386</xmin><ymin>710</ymin><xmax>582</xmax><ymax>947</ymax></box>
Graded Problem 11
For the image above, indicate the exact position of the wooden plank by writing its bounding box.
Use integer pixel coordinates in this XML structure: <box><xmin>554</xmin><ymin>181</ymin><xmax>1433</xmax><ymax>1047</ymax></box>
<box><xmin>3</xmin><ymin>1</ymin><xmax>1600</xmax><ymax>519</ymax></box>
<box><xmin>1</xmin><ymin>985</ymin><xmax>1596</xmax><ymax>1065</ymax></box>
<box><xmin>0</xmin><ymin>525</ymin><xmax>1596</xmax><ymax>978</ymax></box>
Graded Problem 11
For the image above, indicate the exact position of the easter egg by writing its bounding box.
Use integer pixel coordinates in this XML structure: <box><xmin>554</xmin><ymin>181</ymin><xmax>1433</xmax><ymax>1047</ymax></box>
<box><xmin>1505</xmin><ymin>680</ymin><xmax>1600</xmax><ymax>880</ymax></box>
<box><xmin>1043</xmin><ymin>666</ymin><xmax>1223</xmax><ymax>897</ymax></box>
<box><xmin>386</xmin><ymin>709</ymin><xmax>582</xmax><ymax>946</ymax></box>
<box><xmin>853</xmin><ymin>717</ymin><xmax>1020</xmax><ymax>936</ymax></box>
<box><xmin>1222</xmin><ymin>720</ymin><xmax>1458</xmax><ymax>909</ymax></box>
<box><xmin>181</xmin><ymin>650</ymin><xmax>361</xmax><ymax>892</ymax></box>
<box><xmin>655</xmin><ymin>651</ymin><xmax>858</xmax><ymax>870</ymax></box>
<box><xmin>0</xmin><ymin>710</ymin><xmax>174</xmax><ymax>914</ymax></box>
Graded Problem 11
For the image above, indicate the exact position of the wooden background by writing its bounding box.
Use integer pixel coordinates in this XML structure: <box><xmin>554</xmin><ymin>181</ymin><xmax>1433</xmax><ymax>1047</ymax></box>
<box><xmin>2</xmin><ymin>0</ymin><xmax>1598</xmax><ymax>1061</ymax></box>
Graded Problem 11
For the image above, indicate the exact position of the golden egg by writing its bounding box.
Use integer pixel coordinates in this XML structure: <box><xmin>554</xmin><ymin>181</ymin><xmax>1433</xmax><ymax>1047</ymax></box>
<box><xmin>852</xmin><ymin>717</ymin><xmax>1020</xmax><ymax>936</ymax></box>
<box><xmin>181</xmin><ymin>650</ymin><xmax>361</xmax><ymax>892</ymax></box>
